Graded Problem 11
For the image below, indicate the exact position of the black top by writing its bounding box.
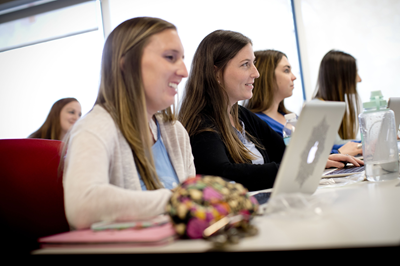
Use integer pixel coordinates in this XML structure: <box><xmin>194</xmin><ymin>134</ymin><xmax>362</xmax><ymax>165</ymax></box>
<box><xmin>190</xmin><ymin>106</ymin><xmax>286</xmax><ymax>191</ymax></box>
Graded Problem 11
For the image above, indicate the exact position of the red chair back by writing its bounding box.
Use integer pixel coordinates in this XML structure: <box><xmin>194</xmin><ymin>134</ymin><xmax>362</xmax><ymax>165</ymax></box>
<box><xmin>0</xmin><ymin>139</ymin><xmax>70</xmax><ymax>253</ymax></box>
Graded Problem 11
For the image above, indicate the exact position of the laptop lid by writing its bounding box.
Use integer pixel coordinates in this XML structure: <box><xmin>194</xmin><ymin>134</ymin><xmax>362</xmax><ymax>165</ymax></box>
<box><xmin>270</xmin><ymin>101</ymin><xmax>345</xmax><ymax>198</ymax></box>
<box><xmin>388</xmin><ymin>97</ymin><xmax>400</xmax><ymax>133</ymax></box>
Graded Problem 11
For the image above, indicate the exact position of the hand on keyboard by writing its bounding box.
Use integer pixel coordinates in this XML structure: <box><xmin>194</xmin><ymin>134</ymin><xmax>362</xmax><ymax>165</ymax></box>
<box><xmin>326</xmin><ymin>154</ymin><xmax>364</xmax><ymax>169</ymax></box>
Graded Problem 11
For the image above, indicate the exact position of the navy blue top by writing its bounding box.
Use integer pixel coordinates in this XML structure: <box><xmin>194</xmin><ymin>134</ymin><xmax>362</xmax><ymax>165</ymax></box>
<box><xmin>255</xmin><ymin>111</ymin><xmax>346</xmax><ymax>154</ymax></box>
<box><xmin>255</xmin><ymin>112</ymin><xmax>285</xmax><ymax>137</ymax></box>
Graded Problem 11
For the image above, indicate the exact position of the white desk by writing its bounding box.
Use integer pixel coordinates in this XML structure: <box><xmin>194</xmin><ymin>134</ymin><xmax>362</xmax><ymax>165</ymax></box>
<box><xmin>33</xmin><ymin>179</ymin><xmax>400</xmax><ymax>254</ymax></box>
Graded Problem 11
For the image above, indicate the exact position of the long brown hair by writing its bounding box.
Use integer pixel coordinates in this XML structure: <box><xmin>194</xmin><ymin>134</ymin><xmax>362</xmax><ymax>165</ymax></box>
<box><xmin>245</xmin><ymin>50</ymin><xmax>291</xmax><ymax>114</ymax></box>
<box><xmin>179</xmin><ymin>30</ymin><xmax>259</xmax><ymax>164</ymax></box>
<box><xmin>62</xmin><ymin>17</ymin><xmax>177</xmax><ymax>190</ymax></box>
<box><xmin>314</xmin><ymin>50</ymin><xmax>360</xmax><ymax>139</ymax></box>
<box><xmin>29</xmin><ymin>97</ymin><xmax>79</xmax><ymax>140</ymax></box>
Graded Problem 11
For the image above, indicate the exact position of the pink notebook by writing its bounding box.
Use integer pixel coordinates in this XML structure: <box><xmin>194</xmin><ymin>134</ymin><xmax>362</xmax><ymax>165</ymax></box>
<box><xmin>38</xmin><ymin>223</ymin><xmax>176</xmax><ymax>247</ymax></box>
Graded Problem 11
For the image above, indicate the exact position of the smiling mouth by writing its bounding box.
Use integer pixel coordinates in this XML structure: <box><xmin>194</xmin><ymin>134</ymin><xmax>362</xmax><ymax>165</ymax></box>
<box><xmin>169</xmin><ymin>82</ymin><xmax>178</xmax><ymax>91</ymax></box>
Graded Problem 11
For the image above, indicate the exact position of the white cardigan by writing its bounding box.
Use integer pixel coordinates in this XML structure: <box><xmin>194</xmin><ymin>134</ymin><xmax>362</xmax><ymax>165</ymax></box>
<box><xmin>63</xmin><ymin>105</ymin><xmax>195</xmax><ymax>229</ymax></box>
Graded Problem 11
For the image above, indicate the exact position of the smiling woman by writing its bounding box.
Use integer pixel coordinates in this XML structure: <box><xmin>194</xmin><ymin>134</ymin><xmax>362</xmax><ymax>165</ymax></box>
<box><xmin>179</xmin><ymin>30</ymin><xmax>285</xmax><ymax>191</ymax></box>
<box><xmin>221</xmin><ymin>43</ymin><xmax>260</xmax><ymax>106</ymax></box>
<box><xmin>62</xmin><ymin>17</ymin><xmax>195</xmax><ymax>229</ymax></box>
<box><xmin>178</xmin><ymin>32</ymin><xmax>363</xmax><ymax>192</ymax></box>
<box><xmin>28</xmin><ymin>97</ymin><xmax>81</xmax><ymax>141</ymax></box>
<box><xmin>141</xmin><ymin>29</ymin><xmax>188</xmax><ymax>117</ymax></box>
<box><xmin>59</xmin><ymin>100</ymin><xmax>82</xmax><ymax>140</ymax></box>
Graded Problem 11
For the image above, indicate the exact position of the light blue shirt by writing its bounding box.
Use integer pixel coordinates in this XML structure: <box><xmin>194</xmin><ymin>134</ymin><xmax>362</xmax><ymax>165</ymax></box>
<box><xmin>139</xmin><ymin>119</ymin><xmax>179</xmax><ymax>190</ymax></box>
<box><xmin>233</xmin><ymin>121</ymin><xmax>264</xmax><ymax>165</ymax></box>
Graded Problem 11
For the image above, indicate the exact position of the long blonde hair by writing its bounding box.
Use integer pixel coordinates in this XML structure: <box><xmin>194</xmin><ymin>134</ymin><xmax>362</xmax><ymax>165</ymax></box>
<box><xmin>314</xmin><ymin>50</ymin><xmax>360</xmax><ymax>139</ymax></box>
<box><xmin>62</xmin><ymin>17</ymin><xmax>177</xmax><ymax>190</ymax></box>
<box><xmin>179</xmin><ymin>30</ymin><xmax>260</xmax><ymax>164</ymax></box>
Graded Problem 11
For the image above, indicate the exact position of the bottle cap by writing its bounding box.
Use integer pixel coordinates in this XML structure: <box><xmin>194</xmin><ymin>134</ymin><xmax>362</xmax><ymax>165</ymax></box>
<box><xmin>363</xmin><ymin>90</ymin><xmax>387</xmax><ymax>110</ymax></box>
<box><xmin>284</xmin><ymin>113</ymin><xmax>297</xmax><ymax>120</ymax></box>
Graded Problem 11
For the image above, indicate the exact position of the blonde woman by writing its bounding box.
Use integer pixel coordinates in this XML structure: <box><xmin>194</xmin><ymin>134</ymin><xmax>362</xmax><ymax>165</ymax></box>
<box><xmin>63</xmin><ymin>17</ymin><xmax>195</xmax><ymax>229</ymax></box>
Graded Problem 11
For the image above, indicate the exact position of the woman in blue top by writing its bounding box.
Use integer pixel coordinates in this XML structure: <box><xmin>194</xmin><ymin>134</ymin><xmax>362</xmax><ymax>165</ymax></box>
<box><xmin>244</xmin><ymin>50</ymin><xmax>295</xmax><ymax>137</ymax></box>
<box><xmin>245</xmin><ymin>50</ymin><xmax>361</xmax><ymax>156</ymax></box>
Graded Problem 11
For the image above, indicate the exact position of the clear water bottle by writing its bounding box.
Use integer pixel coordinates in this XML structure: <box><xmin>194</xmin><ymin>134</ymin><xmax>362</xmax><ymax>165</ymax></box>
<box><xmin>282</xmin><ymin>113</ymin><xmax>297</xmax><ymax>145</ymax></box>
<box><xmin>358</xmin><ymin>90</ymin><xmax>399</xmax><ymax>182</ymax></box>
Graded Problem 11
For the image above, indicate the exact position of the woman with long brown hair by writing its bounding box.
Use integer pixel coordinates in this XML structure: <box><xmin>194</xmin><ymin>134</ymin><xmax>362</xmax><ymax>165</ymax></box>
<box><xmin>179</xmin><ymin>31</ymin><xmax>362</xmax><ymax>191</ymax></box>
<box><xmin>29</xmin><ymin>97</ymin><xmax>81</xmax><ymax>140</ymax></box>
<box><xmin>63</xmin><ymin>17</ymin><xmax>195</xmax><ymax>229</ymax></box>
<box><xmin>244</xmin><ymin>50</ymin><xmax>294</xmax><ymax>135</ymax></box>
<box><xmin>246</xmin><ymin>49</ymin><xmax>361</xmax><ymax>156</ymax></box>
<box><xmin>314</xmin><ymin>50</ymin><xmax>362</xmax><ymax>146</ymax></box>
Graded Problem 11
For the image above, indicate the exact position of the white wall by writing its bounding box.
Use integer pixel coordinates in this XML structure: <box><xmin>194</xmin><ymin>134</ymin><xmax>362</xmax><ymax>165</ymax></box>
<box><xmin>0</xmin><ymin>31</ymin><xmax>103</xmax><ymax>138</ymax></box>
<box><xmin>1</xmin><ymin>0</ymin><xmax>399</xmax><ymax>139</ymax></box>
<box><xmin>0</xmin><ymin>1</ymin><xmax>104</xmax><ymax>139</ymax></box>
<box><xmin>295</xmin><ymin>0</ymin><xmax>400</xmax><ymax>103</ymax></box>
<box><xmin>105</xmin><ymin>0</ymin><xmax>305</xmax><ymax>115</ymax></box>
<box><xmin>0</xmin><ymin>0</ymin><xmax>306</xmax><ymax>139</ymax></box>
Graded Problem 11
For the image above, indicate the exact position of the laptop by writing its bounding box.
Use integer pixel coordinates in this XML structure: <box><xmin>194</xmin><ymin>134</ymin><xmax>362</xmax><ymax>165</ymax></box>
<box><xmin>251</xmin><ymin>101</ymin><xmax>345</xmax><ymax>214</ymax></box>
<box><xmin>388</xmin><ymin>97</ymin><xmax>400</xmax><ymax>134</ymax></box>
<box><xmin>323</xmin><ymin>165</ymin><xmax>365</xmax><ymax>178</ymax></box>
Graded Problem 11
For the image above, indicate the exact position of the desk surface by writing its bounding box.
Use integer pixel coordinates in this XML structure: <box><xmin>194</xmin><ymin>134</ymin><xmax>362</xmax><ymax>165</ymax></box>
<box><xmin>33</xmin><ymin>179</ymin><xmax>400</xmax><ymax>254</ymax></box>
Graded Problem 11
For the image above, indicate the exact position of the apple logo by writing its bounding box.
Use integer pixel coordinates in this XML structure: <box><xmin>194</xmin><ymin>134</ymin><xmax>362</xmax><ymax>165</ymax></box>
<box><xmin>296</xmin><ymin>116</ymin><xmax>328</xmax><ymax>187</ymax></box>
<box><xmin>307</xmin><ymin>141</ymin><xmax>319</xmax><ymax>164</ymax></box>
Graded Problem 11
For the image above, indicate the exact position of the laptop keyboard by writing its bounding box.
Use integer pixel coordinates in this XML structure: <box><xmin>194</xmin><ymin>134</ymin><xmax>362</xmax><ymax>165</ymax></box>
<box><xmin>252</xmin><ymin>192</ymin><xmax>271</xmax><ymax>205</ymax></box>
<box><xmin>324</xmin><ymin>165</ymin><xmax>365</xmax><ymax>176</ymax></box>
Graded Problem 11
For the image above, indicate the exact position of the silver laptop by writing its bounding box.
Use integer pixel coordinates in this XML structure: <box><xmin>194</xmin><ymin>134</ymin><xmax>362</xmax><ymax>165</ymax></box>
<box><xmin>252</xmin><ymin>101</ymin><xmax>345</xmax><ymax>213</ymax></box>
<box><xmin>388</xmin><ymin>97</ymin><xmax>400</xmax><ymax>134</ymax></box>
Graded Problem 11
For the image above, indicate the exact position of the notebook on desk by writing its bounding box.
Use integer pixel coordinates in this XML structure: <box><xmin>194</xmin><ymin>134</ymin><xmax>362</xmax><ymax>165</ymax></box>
<box><xmin>252</xmin><ymin>101</ymin><xmax>345</xmax><ymax>214</ymax></box>
<box><xmin>38</xmin><ymin>215</ymin><xmax>176</xmax><ymax>248</ymax></box>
